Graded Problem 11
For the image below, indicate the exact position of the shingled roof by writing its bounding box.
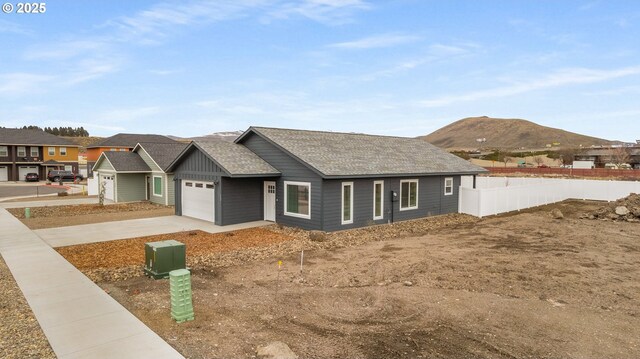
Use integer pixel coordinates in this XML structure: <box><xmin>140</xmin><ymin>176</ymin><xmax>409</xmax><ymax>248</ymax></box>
<box><xmin>237</xmin><ymin>127</ymin><xmax>486</xmax><ymax>178</ymax></box>
<box><xmin>98</xmin><ymin>152</ymin><xmax>151</xmax><ymax>172</ymax></box>
<box><xmin>169</xmin><ymin>140</ymin><xmax>280</xmax><ymax>177</ymax></box>
<box><xmin>87</xmin><ymin>133</ymin><xmax>177</xmax><ymax>148</ymax></box>
<box><xmin>135</xmin><ymin>142</ymin><xmax>189</xmax><ymax>171</ymax></box>
<box><xmin>0</xmin><ymin>128</ymin><xmax>76</xmax><ymax>146</ymax></box>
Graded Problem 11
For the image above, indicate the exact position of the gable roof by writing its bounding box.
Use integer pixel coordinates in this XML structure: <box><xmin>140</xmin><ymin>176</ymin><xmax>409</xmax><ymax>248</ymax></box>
<box><xmin>236</xmin><ymin>126</ymin><xmax>486</xmax><ymax>178</ymax></box>
<box><xmin>134</xmin><ymin>142</ymin><xmax>189</xmax><ymax>172</ymax></box>
<box><xmin>167</xmin><ymin>140</ymin><xmax>280</xmax><ymax>177</ymax></box>
<box><xmin>87</xmin><ymin>133</ymin><xmax>177</xmax><ymax>148</ymax></box>
<box><xmin>0</xmin><ymin>128</ymin><xmax>76</xmax><ymax>146</ymax></box>
<box><xmin>94</xmin><ymin>151</ymin><xmax>151</xmax><ymax>172</ymax></box>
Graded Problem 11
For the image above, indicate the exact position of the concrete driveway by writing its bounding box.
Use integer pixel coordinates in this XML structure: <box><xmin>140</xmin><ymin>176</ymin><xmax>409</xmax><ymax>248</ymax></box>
<box><xmin>35</xmin><ymin>216</ymin><xmax>271</xmax><ymax>247</ymax></box>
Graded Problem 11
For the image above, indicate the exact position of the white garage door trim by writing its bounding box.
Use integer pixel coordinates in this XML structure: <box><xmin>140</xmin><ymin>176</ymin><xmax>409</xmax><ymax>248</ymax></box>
<box><xmin>18</xmin><ymin>166</ymin><xmax>38</xmax><ymax>181</ymax></box>
<box><xmin>0</xmin><ymin>166</ymin><xmax>7</xmax><ymax>182</ymax></box>
<box><xmin>182</xmin><ymin>180</ymin><xmax>215</xmax><ymax>222</ymax></box>
<box><xmin>101</xmin><ymin>175</ymin><xmax>115</xmax><ymax>202</ymax></box>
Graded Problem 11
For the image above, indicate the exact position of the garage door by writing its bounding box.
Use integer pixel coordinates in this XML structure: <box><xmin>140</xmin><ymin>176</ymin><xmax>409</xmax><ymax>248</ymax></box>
<box><xmin>182</xmin><ymin>180</ymin><xmax>214</xmax><ymax>222</ymax></box>
<box><xmin>0</xmin><ymin>166</ymin><xmax>7</xmax><ymax>182</ymax></box>
<box><xmin>101</xmin><ymin>175</ymin><xmax>115</xmax><ymax>201</ymax></box>
<box><xmin>18</xmin><ymin>166</ymin><xmax>38</xmax><ymax>181</ymax></box>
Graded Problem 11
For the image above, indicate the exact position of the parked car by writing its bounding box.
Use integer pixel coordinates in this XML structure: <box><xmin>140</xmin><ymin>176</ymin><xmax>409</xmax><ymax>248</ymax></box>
<box><xmin>24</xmin><ymin>173</ymin><xmax>39</xmax><ymax>182</ymax></box>
<box><xmin>47</xmin><ymin>170</ymin><xmax>83</xmax><ymax>182</ymax></box>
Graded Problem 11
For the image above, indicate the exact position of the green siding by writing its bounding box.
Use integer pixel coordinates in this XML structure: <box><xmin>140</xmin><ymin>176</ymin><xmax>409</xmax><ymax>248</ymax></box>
<box><xmin>117</xmin><ymin>173</ymin><xmax>146</xmax><ymax>202</ymax></box>
<box><xmin>93</xmin><ymin>158</ymin><xmax>114</xmax><ymax>172</ymax></box>
<box><xmin>137</xmin><ymin>147</ymin><xmax>163</xmax><ymax>172</ymax></box>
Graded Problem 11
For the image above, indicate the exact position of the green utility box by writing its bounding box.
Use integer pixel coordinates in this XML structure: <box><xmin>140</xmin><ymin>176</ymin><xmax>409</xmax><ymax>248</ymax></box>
<box><xmin>144</xmin><ymin>240</ymin><xmax>186</xmax><ymax>279</ymax></box>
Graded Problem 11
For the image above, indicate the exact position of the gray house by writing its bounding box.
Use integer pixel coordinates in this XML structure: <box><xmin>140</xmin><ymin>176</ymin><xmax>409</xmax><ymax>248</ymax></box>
<box><xmin>167</xmin><ymin>127</ymin><xmax>485</xmax><ymax>231</ymax></box>
<box><xmin>92</xmin><ymin>142</ymin><xmax>187</xmax><ymax>204</ymax></box>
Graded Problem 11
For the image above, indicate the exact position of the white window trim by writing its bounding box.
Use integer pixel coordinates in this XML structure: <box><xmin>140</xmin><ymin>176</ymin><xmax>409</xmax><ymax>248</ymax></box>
<box><xmin>30</xmin><ymin>147</ymin><xmax>39</xmax><ymax>157</ymax></box>
<box><xmin>48</xmin><ymin>147</ymin><xmax>55</xmax><ymax>156</ymax></box>
<box><xmin>60</xmin><ymin>147</ymin><xmax>67</xmax><ymax>156</ymax></box>
<box><xmin>399</xmin><ymin>179</ymin><xmax>419</xmax><ymax>211</ymax></box>
<box><xmin>444</xmin><ymin>177</ymin><xmax>454</xmax><ymax>196</ymax></box>
<box><xmin>341</xmin><ymin>182</ymin><xmax>354</xmax><ymax>225</ymax></box>
<box><xmin>0</xmin><ymin>146</ymin><xmax>7</xmax><ymax>157</ymax></box>
<box><xmin>153</xmin><ymin>175</ymin><xmax>163</xmax><ymax>197</ymax></box>
<box><xmin>284</xmin><ymin>180</ymin><xmax>311</xmax><ymax>219</ymax></box>
<box><xmin>373</xmin><ymin>180</ymin><xmax>384</xmax><ymax>220</ymax></box>
<box><xmin>17</xmin><ymin>146</ymin><xmax>26</xmax><ymax>157</ymax></box>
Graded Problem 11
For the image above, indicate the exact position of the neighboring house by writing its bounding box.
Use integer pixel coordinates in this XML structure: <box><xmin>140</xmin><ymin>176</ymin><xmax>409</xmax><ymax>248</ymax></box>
<box><xmin>575</xmin><ymin>148</ymin><xmax>640</xmax><ymax>169</ymax></box>
<box><xmin>92</xmin><ymin>142</ymin><xmax>187</xmax><ymax>204</ymax></box>
<box><xmin>167</xmin><ymin>127</ymin><xmax>486</xmax><ymax>231</ymax></box>
<box><xmin>0</xmin><ymin>128</ymin><xmax>80</xmax><ymax>182</ymax></box>
<box><xmin>86</xmin><ymin>133</ymin><xmax>179</xmax><ymax>177</ymax></box>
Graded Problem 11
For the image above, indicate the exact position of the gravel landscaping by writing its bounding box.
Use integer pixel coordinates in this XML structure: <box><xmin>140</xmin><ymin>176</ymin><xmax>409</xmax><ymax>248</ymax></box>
<box><xmin>0</xmin><ymin>255</ymin><xmax>55</xmax><ymax>359</ymax></box>
<box><xmin>56</xmin><ymin>213</ymin><xmax>478</xmax><ymax>282</ymax></box>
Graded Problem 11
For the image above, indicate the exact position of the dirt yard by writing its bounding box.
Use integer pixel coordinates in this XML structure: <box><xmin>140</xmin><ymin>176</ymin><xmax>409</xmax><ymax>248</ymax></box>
<box><xmin>8</xmin><ymin>202</ymin><xmax>174</xmax><ymax>229</ymax></box>
<box><xmin>69</xmin><ymin>201</ymin><xmax>639</xmax><ymax>358</ymax></box>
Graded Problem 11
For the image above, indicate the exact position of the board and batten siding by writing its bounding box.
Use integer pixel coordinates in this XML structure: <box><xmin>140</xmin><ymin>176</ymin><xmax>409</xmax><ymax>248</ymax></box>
<box><xmin>172</xmin><ymin>146</ymin><xmax>228</xmax><ymax>225</ymax></box>
<box><xmin>321</xmin><ymin>175</ymin><xmax>461</xmax><ymax>231</ymax></box>
<box><xmin>240</xmin><ymin>133</ymin><xmax>323</xmax><ymax>230</ymax></box>
<box><xmin>116</xmin><ymin>173</ymin><xmax>146</xmax><ymax>202</ymax></box>
<box><xmin>167</xmin><ymin>174</ymin><xmax>175</xmax><ymax>205</ymax></box>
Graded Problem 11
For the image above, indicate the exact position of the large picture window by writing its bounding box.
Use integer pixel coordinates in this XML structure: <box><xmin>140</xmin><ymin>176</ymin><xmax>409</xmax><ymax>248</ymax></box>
<box><xmin>284</xmin><ymin>181</ymin><xmax>311</xmax><ymax>219</ymax></box>
<box><xmin>153</xmin><ymin>176</ymin><xmax>162</xmax><ymax>196</ymax></box>
<box><xmin>400</xmin><ymin>179</ymin><xmax>418</xmax><ymax>210</ymax></box>
<box><xmin>342</xmin><ymin>182</ymin><xmax>353</xmax><ymax>225</ymax></box>
<box><xmin>373</xmin><ymin>180</ymin><xmax>384</xmax><ymax>220</ymax></box>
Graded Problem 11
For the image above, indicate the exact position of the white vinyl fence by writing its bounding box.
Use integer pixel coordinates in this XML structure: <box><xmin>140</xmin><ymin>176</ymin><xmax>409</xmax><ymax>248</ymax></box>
<box><xmin>87</xmin><ymin>177</ymin><xmax>98</xmax><ymax>196</ymax></box>
<box><xmin>459</xmin><ymin>177</ymin><xmax>640</xmax><ymax>217</ymax></box>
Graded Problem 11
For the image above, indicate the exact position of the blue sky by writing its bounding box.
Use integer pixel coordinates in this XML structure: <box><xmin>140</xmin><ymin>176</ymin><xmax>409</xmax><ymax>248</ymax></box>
<box><xmin>1</xmin><ymin>1</ymin><xmax>639</xmax><ymax>141</ymax></box>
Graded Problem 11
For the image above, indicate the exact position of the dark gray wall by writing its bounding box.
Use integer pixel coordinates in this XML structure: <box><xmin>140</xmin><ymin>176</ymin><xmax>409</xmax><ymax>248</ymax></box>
<box><xmin>321</xmin><ymin>175</ymin><xmax>460</xmax><ymax>231</ymax></box>
<box><xmin>240</xmin><ymin>133</ymin><xmax>323</xmax><ymax>230</ymax></box>
<box><xmin>220</xmin><ymin>177</ymin><xmax>264</xmax><ymax>225</ymax></box>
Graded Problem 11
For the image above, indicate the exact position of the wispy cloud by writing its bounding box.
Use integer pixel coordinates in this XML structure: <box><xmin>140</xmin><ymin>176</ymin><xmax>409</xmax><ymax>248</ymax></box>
<box><xmin>266</xmin><ymin>0</ymin><xmax>371</xmax><ymax>25</ymax></box>
<box><xmin>420</xmin><ymin>65</ymin><xmax>640</xmax><ymax>107</ymax></box>
<box><xmin>149</xmin><ymin>69</ymin><xmax>184</xmax><ymax>76</ymax></box>
<box><xmin>24</xmin><ymin>40</ymin><xmax>110</xmax><ymax>61</ymax></box>
<box><xmin>0</xmin><ymin>19</ymin><xmax>33</xmax><ymax>35</ymax></box>
<box><xmin>96</xmin><ymin>106</ymin><xmax>163</xmax><ymax>123</ymax></box>
<box><xmin>0</xmin><ymin>73</ymin><xmax>55</xmax><ymax>95</ymax></box>
<box><xmin>329</xmin><ymin>33</ymin><xmax>420</xmax><ymax>49</ymax></box>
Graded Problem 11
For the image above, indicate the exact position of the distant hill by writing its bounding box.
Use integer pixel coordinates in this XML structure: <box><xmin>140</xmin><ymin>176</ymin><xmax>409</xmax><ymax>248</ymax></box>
<box><xmin>168</xmin><ymin>130</ymin><xmax>243</xmax><ymax>143</ymax></box>
<box><xmin>420</xmin><ymin>116</ymin><xmax>617</xmax><ymax>149</ymax></box>
<box><xmin>61</xmin><ymin>136</ymin><xmax>103</xmax><ymax>152</ymax></box>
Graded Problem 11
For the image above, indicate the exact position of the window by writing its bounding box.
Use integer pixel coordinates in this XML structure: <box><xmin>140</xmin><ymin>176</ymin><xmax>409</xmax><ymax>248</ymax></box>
<box><xmin>373</xmin><ymin>180</ymin><xmax>384</xmax><ymax>220</ymax></box>
<box><xmin>444</xmin><ymin>177</ymin><xmax>454</xmax><ymax>196</ymax></box>
<box><xmin>17</xmin><ymin>147</ymin><xmax>26</xmax><ymax>157</ymax></box>
<box><xmin>195</xmin><ymin>183</ymin><xmax>203</xmax><ymax>188</ymax></box>
<box><xmin>206</xmin><ymin>184</ymin><xmax>214</xmax><ymax>189</ymax></box>
<box><xmin>110</xmin><ymin>148</ymin><xmax>116</xmax><ymax>151</ymax></box>
<box><xmin>0</xmin><ymin>146</ymin><xmax>7</xmax><ymax>157</ymax></box>
<box><xmin>341</xmin><ymin>182</ymin><xmax>353</xmax><ymax>225</ymax></box>
<box><xmin>284</xmin><ymin>181</ymin><xmax>311</xmax><ymax>219</ymax></box>
<box><xmin>30</xmin><ymin>147</ymin><xmax>39</xmax><ymax>157</ymax></box>
<box><xmin>153</xmin><ymin>176</ymin><xmax>162</xmax><ymax>196</ymax></box>
<box><xmin>60</xmin><ymin>147</ymin><xmax>67</xmax><ymax>156</ymax></box>
<box><xmin>48</xmin><ymin>147</ymin><xmax>55</xmax><ymax>156</ymax></box>
<box><xmin>185</xmin><ymin>182</ymin><xmax>193</xmax><ymax>187</ymax></box>
<box><xmin>400</xmin><ymin>179</ymin><xmax>418</xmax><ymax>210</ymax></box>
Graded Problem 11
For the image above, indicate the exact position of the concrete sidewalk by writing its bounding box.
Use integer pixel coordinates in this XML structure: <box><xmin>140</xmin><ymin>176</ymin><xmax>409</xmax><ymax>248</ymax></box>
<box><xmin>0</xmin><ymin>208</ymin><xmax>184</xmax><ymax>359</ymax></box>
<box><xmin>0</xmin><ymin>197</ymin><xmax>100</xmax><ymax>208</ymax></box>
<box><xmin>36</xmin><ymin>215</ymin><xmax>271</xmax><ymax>247</ymax></box>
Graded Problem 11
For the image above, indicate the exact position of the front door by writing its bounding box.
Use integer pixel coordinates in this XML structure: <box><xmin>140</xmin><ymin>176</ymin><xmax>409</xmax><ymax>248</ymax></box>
<box><xmin>264</xmin><ymin>181</ymin><xmax>276</xmax><ymax>221</ymax></box>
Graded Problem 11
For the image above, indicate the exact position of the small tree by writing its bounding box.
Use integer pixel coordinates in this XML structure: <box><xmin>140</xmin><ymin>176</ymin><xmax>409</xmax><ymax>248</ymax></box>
<box><xmin>502</xmin><ymin>156</ymin><xmax>512</xmax><ymax>168</ymax></box>
<box><xmin>533</xmin><ymin>156</ymin><xmax>545</xmax><ymax>167</ymax></box>
<box><xmin>98</xmin><ymin>181</ymin><xmax>106</xmax><ymax>206</ymax></box>
<box><xmin>611</xmin><ymin>147</ymin><xmax>631</xmax><ymax>168</ymax></box>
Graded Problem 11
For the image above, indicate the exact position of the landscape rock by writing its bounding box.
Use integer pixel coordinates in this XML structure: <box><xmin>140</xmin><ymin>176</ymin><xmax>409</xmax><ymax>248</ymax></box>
<box><xmin>615</xmin><ymin>206</ymin><xmax>629</xmax><ymax>216</ymax></box>
<box><xmin>551</xmin><ymin>209</ymin><xmax>564</xmax><ymax>219</ymax></box>
<box><xmin>256</xmin><ymin>341</ymin><xmax>298</xmax><ymax>359</ymax></box>
<box><xmin>403</xmin><ymin>281</ymin><xmax>413</xmax><ymax>287</ymax></box>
